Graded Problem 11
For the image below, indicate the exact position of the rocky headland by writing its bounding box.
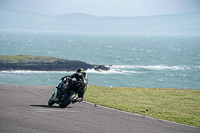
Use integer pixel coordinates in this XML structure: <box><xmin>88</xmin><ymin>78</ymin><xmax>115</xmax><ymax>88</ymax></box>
<box><xmin>0</xmin><ymin>55</ymin><xmax>109</xmax><ymax>71</ymax></box>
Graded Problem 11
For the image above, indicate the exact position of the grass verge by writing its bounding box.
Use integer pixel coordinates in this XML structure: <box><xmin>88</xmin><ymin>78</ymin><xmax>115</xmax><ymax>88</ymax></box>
<box><xmin>84</xmin><ymin>85</ymin><xmax>200</xmax><ymax>127</ymax></box>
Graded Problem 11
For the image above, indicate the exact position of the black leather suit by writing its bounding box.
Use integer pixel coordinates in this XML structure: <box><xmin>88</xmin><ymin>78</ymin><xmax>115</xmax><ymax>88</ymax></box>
<box><xmin>69</xmin><ymin>72</ymin><xmax>88</xmax><ymax>98</ymax></box>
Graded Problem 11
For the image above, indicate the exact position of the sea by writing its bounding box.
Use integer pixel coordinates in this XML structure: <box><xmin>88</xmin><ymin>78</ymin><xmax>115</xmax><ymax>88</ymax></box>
<box><xmin>0</xmin><ymin>30</ymin><xmax>200</xmax><ymax>90</ymax></box>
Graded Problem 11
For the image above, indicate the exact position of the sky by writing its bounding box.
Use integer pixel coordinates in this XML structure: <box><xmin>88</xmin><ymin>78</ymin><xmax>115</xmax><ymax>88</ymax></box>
<box><xmin>0</xmin><ymin>0</ymin><xmax>200</xmax><ymax>17</ymax></box>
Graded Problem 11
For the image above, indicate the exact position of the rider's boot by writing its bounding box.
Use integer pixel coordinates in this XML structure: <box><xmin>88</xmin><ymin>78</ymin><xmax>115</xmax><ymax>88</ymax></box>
<box><xmin>72</xmin><ymin>97</ymin><xmax>83</xmax><ymax>104</ymax></box>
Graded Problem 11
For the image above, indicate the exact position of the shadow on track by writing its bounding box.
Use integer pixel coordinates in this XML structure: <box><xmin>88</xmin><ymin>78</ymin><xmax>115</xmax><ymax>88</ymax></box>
<box><xmin>30</xmin><ymin>105</ymin><xmax>59</xmax><ymax>108</ymax></box>
<box><xmin>30</xmin><ymin>105</ymin><xmax>74</xmax><ymax>108</ymax></box>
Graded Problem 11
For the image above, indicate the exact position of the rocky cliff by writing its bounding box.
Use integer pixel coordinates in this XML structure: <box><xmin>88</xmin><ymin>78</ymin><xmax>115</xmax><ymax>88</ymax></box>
<box><xmin>0</xmin><ymin>55</ymin><xmax>109</xmax><ymax>71</ymax></box>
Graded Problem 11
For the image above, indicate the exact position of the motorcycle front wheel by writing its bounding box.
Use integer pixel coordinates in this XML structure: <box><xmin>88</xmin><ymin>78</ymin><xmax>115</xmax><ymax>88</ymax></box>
<box><xmin>48</xmin><ymin>93</ymin><xmax>55</xmax><ymax>106</ymax></box>
<box><xmin>59</xmin><ymin>90</ymin><xmax>76</xmax><ymax>108</ymax></box>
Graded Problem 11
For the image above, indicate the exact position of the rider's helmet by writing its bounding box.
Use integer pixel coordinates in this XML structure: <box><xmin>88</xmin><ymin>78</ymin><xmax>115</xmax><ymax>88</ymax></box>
<box><xmin>76</xmin><ymin>68</ymin><xmax>83</xmax><ymax>73</ymax></box>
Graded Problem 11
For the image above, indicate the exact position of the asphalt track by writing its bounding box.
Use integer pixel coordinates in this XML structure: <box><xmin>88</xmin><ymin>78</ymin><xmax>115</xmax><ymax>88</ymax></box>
<box><xmin>0</xmin><ymin>84</ymin><xmax>199</xmax><ymax>133</ymax></box>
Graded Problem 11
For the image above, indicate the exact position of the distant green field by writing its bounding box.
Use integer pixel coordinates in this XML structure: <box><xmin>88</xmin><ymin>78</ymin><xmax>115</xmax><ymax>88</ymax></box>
<box><xmin>0</xmin><ymin>55</ymin><xmax>49</xmax><ymax>62</ymax></box>
<box><xmin>84</xmin><ymin>85</ymin><xmax>200</xmax><ymax>127</ymax></box>
<box><xmin>0</xmin><ymin>55</ymin><xmax>60</xmax><ymax>63</ymax></box>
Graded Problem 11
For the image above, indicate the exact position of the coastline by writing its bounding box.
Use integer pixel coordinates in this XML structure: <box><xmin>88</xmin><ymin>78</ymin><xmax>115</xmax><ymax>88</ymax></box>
<box><xmin>0</xmin><ymin>55</ymin><xmax>109</xmax><ymax>71</ymax></box>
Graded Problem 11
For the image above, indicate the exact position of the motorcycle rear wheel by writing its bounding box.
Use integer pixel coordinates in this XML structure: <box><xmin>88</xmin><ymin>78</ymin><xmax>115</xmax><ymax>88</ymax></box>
<box><xmin>59</xmin><ymin>90</ymin><xmax>76</xmax><ymax>108</ymax></box>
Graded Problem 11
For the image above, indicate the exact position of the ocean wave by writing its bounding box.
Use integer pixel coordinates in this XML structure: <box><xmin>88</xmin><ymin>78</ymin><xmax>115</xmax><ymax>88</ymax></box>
<box><xmin>0</xmin><ymin>69</ymin><xmax>141</xmax><ymax>75</ymax></box>
<box><xmin>85</xmin><ymin>68</ymin><xmax>141</xmax><ymax>74</ymax></box>
<box><xmin>0</xmin><ymin>69</ymin><xmax>120</xmax><ymax>75</ymax></box>
<box><xmin>0</xmin><ymin>64</ymin><xmax>196</xmax><ymax>75</ymax></box>
<box><xmin>195</xmin><ymin>66</ymin><xmax>200</xmax><ymax>69</ymax></box>
<box><xmin>110</xmin><ymin>65</ymin><xmax>187</xmax><ymax>70</ymax></box>
<box><xmin>85</xmin><ymin>69</ymin><xmax>122</xmax><ymax>74</ymax></box>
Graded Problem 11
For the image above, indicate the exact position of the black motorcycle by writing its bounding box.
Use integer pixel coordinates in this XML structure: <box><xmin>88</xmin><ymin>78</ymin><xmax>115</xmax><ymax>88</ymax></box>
<box><xmin>48</xmin><ymin>76</ymin><xmax>85</xmax><ymax>108</ymax></box>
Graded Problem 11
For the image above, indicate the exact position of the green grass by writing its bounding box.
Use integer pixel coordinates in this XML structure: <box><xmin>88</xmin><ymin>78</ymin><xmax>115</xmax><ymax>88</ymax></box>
<box><xmin>0</xmin><ymin>55</ymin><xmax>52</xmax><ymax>62</ymax></box>
<box><xmin>84</xmin><ymin>85</ymin><xmax>200</xmax><ymax>127</ymax></box>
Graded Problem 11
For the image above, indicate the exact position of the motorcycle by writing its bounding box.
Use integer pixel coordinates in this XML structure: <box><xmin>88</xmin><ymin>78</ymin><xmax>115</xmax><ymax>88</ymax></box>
<box><xmin>48</xmin><ymin>76</ymin><xmax>85</xmax><ymax>108</ymax></box>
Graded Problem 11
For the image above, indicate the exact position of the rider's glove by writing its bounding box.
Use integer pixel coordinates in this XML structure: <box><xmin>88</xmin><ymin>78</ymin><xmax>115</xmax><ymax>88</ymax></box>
<box><xmin>61</xmin><ymin>76</ymin><xmax>68</xmax><ymax>80</ymax></box>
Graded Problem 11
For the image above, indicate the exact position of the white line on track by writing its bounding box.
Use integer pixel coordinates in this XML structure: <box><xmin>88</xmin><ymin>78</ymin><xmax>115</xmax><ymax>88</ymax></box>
<box><xmin>82</xmin><ymin>101</ymin><xmax>199</xmax><ymax>129</ymax></box>
<box><xmin>35</xmin><ymin>108</ymin><xmax>79</xmax><ymax>113</ymax></box>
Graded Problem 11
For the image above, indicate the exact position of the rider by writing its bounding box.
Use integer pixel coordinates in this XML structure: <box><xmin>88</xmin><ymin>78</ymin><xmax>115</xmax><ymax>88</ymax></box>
<box><xmin>64</xmin><ymin>68</ymin><xmax>88</xmax><ymax>103</ymax></box>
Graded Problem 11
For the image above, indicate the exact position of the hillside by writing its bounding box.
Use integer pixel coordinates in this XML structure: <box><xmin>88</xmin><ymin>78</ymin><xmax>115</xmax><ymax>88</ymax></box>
<box><xmin>0</xmin><ymin>55</ymin><xmax>109</xmax><ymax>71</ymax></box>
<box><xmin>0</xmin><ymin>7</ymin><xmax>200</xmax><ymax>33</ymax></box>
